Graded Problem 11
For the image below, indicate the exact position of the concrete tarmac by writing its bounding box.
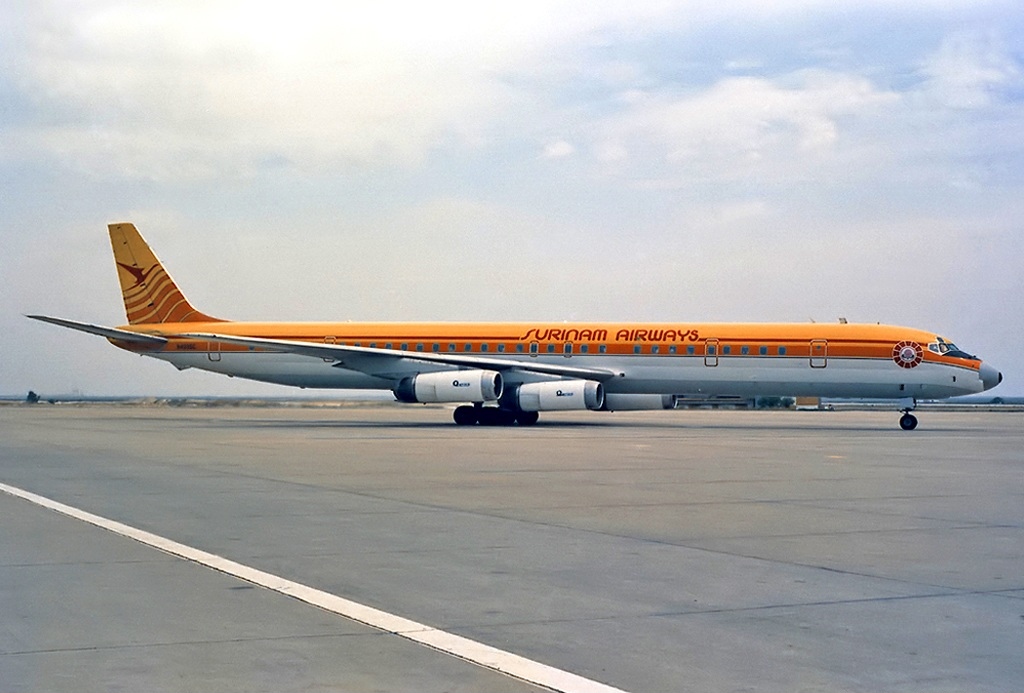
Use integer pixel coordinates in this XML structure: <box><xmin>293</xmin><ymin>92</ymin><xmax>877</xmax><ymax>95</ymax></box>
<box><xmin>1</xmin><ymin>404</ymin><xmax>1022</xmax><ymax>692</ymax></box>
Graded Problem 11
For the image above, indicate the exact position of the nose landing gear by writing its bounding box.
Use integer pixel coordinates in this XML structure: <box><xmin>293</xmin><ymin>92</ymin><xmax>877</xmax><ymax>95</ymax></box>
<box><xmin>899</xmin><ymin>411</ymin><xmax>918</xmax><ymax>430</ymax></box>
<box><xmin>898</xmin><ymin>397</ymin><xmax>918</xmax><ymax>430</ymax></box>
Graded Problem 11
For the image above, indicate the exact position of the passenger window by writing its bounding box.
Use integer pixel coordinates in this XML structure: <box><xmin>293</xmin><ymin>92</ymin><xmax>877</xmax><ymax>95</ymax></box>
<box><xmin>741</xmin><ymin>345</ymin><xmax>749</xmax><ymax>355</ymax></box>
<box><xmin>634</xmin><ymin>345</ymin><xmax>642</xmax><ymax>354</ymax></box>
<box><xmin>669</xmin><ymin>345</ymin><xmax>677</xmax><ymax>354</ymax></box>
<box><xmin>481</xmin><ymin>344</ymin><xmax>488</xmax><ymax>352</ymax></box>
<box><xmin>687</xmin><ymin>345</ymin><xmax>695</xmax><ymax>355</ymax></box>
<box><xmin>580</xmin><ymin>344</ymin><xmax>589</xmax><ymax>353</ymax></box>
<box><xmin>651</xmin><ymin>345</ymin><xmax>660</xmax><ymax>354</ymax></box>
<box><xmin>759</xmin><ymin>346</ymin><xmax>767</xmax><ymax>355</ymax></box>
<box><xmin>778</xmin><ymin>346</ymin><xmax>787</xmax><ymax>355</ymax></box>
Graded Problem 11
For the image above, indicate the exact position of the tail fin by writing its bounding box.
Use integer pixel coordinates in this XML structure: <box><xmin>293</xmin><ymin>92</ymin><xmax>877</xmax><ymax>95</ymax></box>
<box><xmin>108</xmin><ymin>222</ymin><xmax>222</xmax><ymax>324</ymax></box>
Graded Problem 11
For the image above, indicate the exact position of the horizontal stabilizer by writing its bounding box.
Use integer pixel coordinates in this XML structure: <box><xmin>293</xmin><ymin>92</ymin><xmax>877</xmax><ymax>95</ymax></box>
<box><xmin>26</xmin><ymin>315</ymin><xmax>168</xmax><ymax>346</ymax></box>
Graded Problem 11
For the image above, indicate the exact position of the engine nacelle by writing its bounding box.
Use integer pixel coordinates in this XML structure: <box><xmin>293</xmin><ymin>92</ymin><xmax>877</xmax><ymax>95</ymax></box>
<box><xmin>602</xmin><ymin>394</ymin><xmax>678</xmax><ymax>411</ymax></box>
<box><xmin>515</xmin><ymin>380</ymin><xmax>604</xmax><ymax>412</ymax></box>
<box><xmin>394</xmin><ymin>370</ymin><xmax>502</xmax><ymax>404</ymax></box>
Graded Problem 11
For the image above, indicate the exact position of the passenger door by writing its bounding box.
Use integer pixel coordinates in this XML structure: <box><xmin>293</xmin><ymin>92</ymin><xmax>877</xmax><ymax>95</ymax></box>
<box><xmin>810</xmin><ymin>339</ymin><xmax>827</xmax><ymax>368</ymax></box>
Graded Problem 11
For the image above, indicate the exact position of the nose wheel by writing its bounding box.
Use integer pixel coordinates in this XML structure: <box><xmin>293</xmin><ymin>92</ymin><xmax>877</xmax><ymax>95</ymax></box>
<box><xmin>899</xmin><ymin>411</ymin><xmax>918</xmax><ymax>431</ymax></box>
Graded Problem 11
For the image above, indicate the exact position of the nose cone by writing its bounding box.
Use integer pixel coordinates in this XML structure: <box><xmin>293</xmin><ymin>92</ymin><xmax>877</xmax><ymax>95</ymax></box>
<box><xmin>979</xmin><ymin>362</ymin><xmax>1003</xmax><ymax>391</ymax></box>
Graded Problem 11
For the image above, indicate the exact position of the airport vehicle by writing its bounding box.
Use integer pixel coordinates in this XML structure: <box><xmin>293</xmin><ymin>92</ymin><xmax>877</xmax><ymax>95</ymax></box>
<box><xmin>29</xmin><ymin>223</ymin><xmax>1002</xmax><ymax>429</ymax></box>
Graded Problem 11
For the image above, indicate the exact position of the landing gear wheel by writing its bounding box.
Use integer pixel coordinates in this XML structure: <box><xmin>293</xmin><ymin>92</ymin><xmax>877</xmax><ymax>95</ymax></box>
<box><xmin>496</xmin><ymin>409</ymin><xmax>517</xmax><ymax>426</ymax></box>
<box><xmin>899</xmin><ymin>413</ymin><xmax>918</xmax><ymax>431</ymax></box>
<box><xmin>454</xmin><ymin>405</ymin><xmax>526</xmax><ymax>426</ymax></box>
<box><xmin>515</xmin><ymin>411</ymin><xmax>539</xmax><ymax>426</ymax></box>
<box><xmin>476</xmin><ymin>408</ymin><xmax>516</xmax><ymax>426</ymax></box>
<box><xmin>453</xmin><ymin>405</ymin><xmax>478</xmax><ymax>425</ymax></box>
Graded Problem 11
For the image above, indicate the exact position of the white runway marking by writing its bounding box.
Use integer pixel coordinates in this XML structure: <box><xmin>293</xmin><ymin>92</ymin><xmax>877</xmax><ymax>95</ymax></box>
<box><xmin>1</xmin><ymin>481</ymin><xmax>626</xmax><ymax>693</ymax></box>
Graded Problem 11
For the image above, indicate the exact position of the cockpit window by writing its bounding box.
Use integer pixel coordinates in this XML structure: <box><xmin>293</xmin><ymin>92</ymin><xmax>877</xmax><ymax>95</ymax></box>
<box><xmin>928</xmin><ymin>336</ymin><xmax>977</xmax><ymax>360</ymax></box>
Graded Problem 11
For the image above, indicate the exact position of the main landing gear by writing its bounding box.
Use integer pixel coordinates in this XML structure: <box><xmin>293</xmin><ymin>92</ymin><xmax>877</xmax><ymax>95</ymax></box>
<box><xmin>453</xmin><ymin>404</ymin><xmax>539</xmax><ymax>426</ymax></box>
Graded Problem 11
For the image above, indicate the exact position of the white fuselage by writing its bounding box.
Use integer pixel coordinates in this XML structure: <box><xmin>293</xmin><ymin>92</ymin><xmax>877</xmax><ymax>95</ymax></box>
<box><xmin>153</xmin><ymin>350</ymin><xmax>985</xmax><ymax>400</ymax></box>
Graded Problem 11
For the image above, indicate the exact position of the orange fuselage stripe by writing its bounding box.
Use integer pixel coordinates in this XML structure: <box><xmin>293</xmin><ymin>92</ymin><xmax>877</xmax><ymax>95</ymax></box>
<box><xmin>112</xmin><ymin>321</ymin><xmax>978</xmax><ymax>371</ymax></box>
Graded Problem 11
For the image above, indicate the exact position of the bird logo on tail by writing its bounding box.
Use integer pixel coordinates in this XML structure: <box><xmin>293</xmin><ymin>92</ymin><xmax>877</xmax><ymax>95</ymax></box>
<box><xmin>116</xmin><ymin>262</ymin><xmax>151</xmax><ymax>288</ymax></box>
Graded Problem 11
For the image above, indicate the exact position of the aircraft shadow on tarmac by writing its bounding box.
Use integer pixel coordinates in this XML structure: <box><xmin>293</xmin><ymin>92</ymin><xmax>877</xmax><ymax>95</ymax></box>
<box><xmin>190</xmin><ymin>416</ymin><xmax>967</xmax><ymax>433</ymax></box>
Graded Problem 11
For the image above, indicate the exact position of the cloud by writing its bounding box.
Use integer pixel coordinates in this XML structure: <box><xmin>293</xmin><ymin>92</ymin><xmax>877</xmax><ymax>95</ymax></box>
<box><xmin>917</xmin><ymin>30</ymin><xmax>1023</xmax><ymax>109</ymax></box>
<box><xmin>7</xmin><ymin>2</ymin><xmax>1018</xmax><ymax>186</ymax></box>
<box><xmin>8</xmin><ymin>4</ymin><xmax>518</xmax><ymax>178</ymax></box>
<box><xmin>589</xmin><ymin>70</ymin><xmax>901</xmax><ymax>187</ymax></box>
<box><xmin>3</xmin><ymin>1</ymin><xmax>694</xmax><ymax>180</ymax></box>
<box><xmin>541</xmin><ymin>140</ymin><xmax>575</xmax><ymax>159</ymax></box>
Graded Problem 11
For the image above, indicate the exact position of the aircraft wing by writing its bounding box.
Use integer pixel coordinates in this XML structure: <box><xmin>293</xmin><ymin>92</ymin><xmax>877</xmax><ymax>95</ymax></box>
<box><xmin>179</xmin><ymin>332</ymin><xmax>619</xmax><ymax>381</ymax></box>
<box><xmin>26</xmin><ymin>315</ymin><xmax>169</xmax><ymax>346</ymax></box>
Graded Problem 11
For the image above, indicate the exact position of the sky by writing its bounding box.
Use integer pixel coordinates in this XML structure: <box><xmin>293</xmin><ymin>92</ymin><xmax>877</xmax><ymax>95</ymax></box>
<box><xmin>2</xmin><ymin>1</ymin><xmax>1022</xmax><ymax>397</ymax></box>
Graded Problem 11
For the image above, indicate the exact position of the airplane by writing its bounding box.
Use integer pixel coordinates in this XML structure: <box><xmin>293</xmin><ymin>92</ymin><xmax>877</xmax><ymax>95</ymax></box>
<box><xmin>28</xmin><ymin>223</ymin><xmax>1002</xmax><ymax>430</ymax></box>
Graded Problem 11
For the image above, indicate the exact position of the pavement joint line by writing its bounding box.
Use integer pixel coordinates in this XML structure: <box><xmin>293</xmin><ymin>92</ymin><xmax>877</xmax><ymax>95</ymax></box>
<box><xmin>0</xmin><ymin>480</ymin><xmax>629</xmax><ymax>693</ymax></box>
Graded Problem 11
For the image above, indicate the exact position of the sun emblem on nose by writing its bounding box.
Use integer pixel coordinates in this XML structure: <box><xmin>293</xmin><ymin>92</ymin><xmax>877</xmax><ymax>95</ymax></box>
<box><xmin>892</xmin><ymin>341</ymin><xmax>923</xmax><ymax>368</ymax></box>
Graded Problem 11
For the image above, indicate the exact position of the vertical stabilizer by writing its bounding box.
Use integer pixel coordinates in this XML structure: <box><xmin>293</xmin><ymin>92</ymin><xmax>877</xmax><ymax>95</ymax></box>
<box><xmin>108</xmin><ymin>222</ymin><xmax>222</xmax><ymax>324</ymax></box>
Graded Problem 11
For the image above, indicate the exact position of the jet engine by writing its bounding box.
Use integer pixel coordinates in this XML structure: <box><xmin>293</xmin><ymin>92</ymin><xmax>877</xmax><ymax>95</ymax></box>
<box><xmin>602</xmin><ymin>394</ymin><xmax>678</xmax><ymax>411</ymax></box>
<box><xmin>514</xmin><ymin>380</ymin><xmax>604</xmax><ymax>412</ymax></box>
<box><xmin>394</xmin><ymin>370</ymin><xmax>502</xmax><ymax>404</ymax></box>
